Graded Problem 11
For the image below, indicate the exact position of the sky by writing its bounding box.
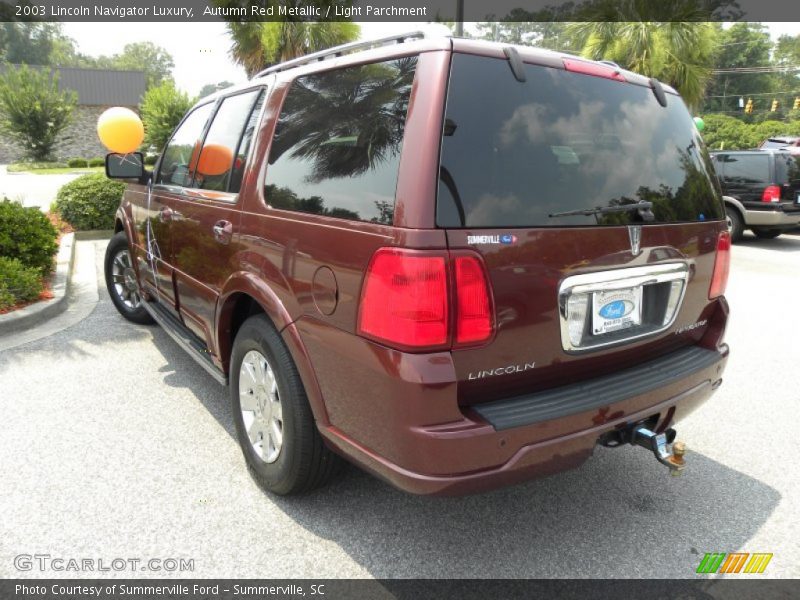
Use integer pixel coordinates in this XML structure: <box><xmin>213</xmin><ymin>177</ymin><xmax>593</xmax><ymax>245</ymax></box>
<box><xmin>61</xmin><ymin>21</ymin><xmax>799</xmax><ymax>97</ymax></box>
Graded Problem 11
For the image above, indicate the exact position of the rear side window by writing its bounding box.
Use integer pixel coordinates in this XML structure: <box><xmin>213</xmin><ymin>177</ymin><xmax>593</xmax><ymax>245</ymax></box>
<box><xmin>156</xmin><ymin>103</ymin><xmax>215</xmax><ymax>187</ymax></box>
<box><xmin>195</xmin><ymin>89</ymin><xmax>263</xmax><ymax>193</ymax></box>
<box><xmin>437</xmin><ymin>54</ymin><xmax>723</xmax><ymax>228</ymax></box>
<box><xmin>265</xmin><ymin>56</ymin><xmax>417</xmax><ymax>224</ymax></box>
<box><xmin>716</xmin><ymin>154</ymin><xmax>769</xmax><ymax>185</ymax></box>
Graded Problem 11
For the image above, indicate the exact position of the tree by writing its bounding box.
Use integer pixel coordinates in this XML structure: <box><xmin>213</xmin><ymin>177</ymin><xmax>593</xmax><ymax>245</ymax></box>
<box><xmin>566</xmin><ymin>21</ymin><xmax>717</xmax><ymax>109</ymax></box>
<box><xmin>773</xmin><ymin>34</ymin><xmax>800</xmax><ymax>106</ymax></box>
<box><xmin>105</xmin><ymin>42</ymin><xmax>175</xmax><ymax>89</ymax></box>
<box><xmin>199</xmin><ymin>81</ymin><xmax>234</xmax><ymax>98</ymax></box>
<box><xmin>0</xmin><ymin>65</ymin><xmax>76</xmax><ymax>161</ymax></box>
<box><xmin>217</xmin><ymin>1</ymin><xmax>360</xmax><ymax>77</ymax></box>
<box><xmin>703</xmin><ymin>23</ymin><xmax>775</xmax><ymax>113</ymax></box>
<box><xmin>0</xmin><ymin>22</ymin><xmax>60</xmax><ymax>65</ymax></box>
<box><xmin>139</xmin><ymin>80</ymin><xmax>194</xmax><ymax>153</ymax></box>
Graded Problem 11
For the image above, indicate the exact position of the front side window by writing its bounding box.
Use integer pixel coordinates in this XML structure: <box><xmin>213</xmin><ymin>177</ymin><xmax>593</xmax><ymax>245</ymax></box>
<box><xmin>156</xmin><ymin>103</ymin><xmax>214</xmax><ymax>187</ymax></box>
<box><xmin>264</xmin><ymin>56</ymin><xmax>418</xmax><ymax>224</ymax></box>
<box><xmin>195</xmin><ymin>89</ymin><xmax>263</xmax><ymax>192</ymax></box>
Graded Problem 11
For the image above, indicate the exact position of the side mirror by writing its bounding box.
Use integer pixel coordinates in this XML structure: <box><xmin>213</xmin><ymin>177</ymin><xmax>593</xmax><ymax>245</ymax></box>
<box><xmin>105</xmin><ymin>152</ymin><xmax>148</xmax><ymax>182</ymax></box>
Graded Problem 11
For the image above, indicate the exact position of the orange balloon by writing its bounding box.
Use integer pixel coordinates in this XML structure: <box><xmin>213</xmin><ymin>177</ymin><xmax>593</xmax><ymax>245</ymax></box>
<box><xmin>97</xmin><ymin>107</ymin><xmax>144</xmax><ymax>153</ymax></box>
<box><xmin>196</xmin><ymin>143</ymin><xmax>233</xmax><ymax>176</ymax></box>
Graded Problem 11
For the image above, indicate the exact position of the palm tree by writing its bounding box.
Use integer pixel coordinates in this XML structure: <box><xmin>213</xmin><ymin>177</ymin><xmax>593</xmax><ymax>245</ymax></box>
<box><xmin>218</xmin><ymin>1</ymin><xmax>359</xmax><ymax>78</ymax></box>
<box><xmin>566</xmin><ymin>4</ymin><xmax>718</xmax><ymax>109</ymax></box>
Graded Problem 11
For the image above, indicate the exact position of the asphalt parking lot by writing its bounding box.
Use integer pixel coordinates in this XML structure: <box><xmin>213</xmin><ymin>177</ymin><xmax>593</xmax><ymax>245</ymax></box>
<box><xmin>1</xmin><ymin>233</ymin><xmax>798</xmax><ymax>579</ymax></box>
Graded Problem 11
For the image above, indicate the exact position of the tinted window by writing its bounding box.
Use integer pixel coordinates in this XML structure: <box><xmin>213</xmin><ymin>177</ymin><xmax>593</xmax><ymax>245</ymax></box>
<box><xmin>265</xmin><ymin>57</ymin><xmax>417</xmax><ymax>224</ymax></box>
<box><xmin>230</xmin><ymin>91</ymin><xmax>265</xmax><ymax>193</ymax></box>
<box><xmin>716</xmin><ymin>154</ymin><xmax>769</xmax><ymax>185</ymax></box>
<box><xmin>156</xmin><ymin>103</ymin><xmax>214</xmax><ymax>187</ymax></box>
<box><xmin>775</xmin><ymin>154</ymin><xmax>800</xmax><ymax>186</ymax></box>
<box><xmin>437</xmin><ymin>54</ymin><xmax>723</xmax><ymax>228</ymax></box>
<box><xmin>196</xmin><ymin>89</ymin><xmax>263</xmax><ymax>192</ymax></box>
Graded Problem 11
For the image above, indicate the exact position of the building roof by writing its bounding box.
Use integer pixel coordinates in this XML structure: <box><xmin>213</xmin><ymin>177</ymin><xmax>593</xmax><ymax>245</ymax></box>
<box><xmin>2</xmin><ymin>65</ymin><xmax>146</xmax><ymax>106</ymax></box>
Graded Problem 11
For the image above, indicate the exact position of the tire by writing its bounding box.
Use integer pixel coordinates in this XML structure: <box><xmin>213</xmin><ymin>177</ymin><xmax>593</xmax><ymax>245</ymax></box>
<box><xmin>104</xmin><ymin>231</ymin><xmax>153</xmax><ymax>324</ymax></box>
<box><xmin>229</xmin><ymin>314</ymin><xmax>342</xmax><ymax>495</ymax></box>
<box><xmin>751</xmin><ymin>228</ymin><xmax>782</xmax><ymax>239</ymax></box>
<box><xmin>725</xmin><ymin>206</ymin><xmax>744</xmax><ymax>243</ymax></box>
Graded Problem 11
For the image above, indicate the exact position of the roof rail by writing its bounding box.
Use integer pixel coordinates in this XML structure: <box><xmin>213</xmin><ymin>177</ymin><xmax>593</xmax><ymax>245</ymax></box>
<box><xmin>251</xmin><ymin>29</ymin><xmax>444</xmax><ymax>79</ymax></box>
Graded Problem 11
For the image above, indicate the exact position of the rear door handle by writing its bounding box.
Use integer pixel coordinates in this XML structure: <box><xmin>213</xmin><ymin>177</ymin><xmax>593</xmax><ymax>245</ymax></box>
<box><xmin>213</xmin><ymin>220</ymin><xmax>233</xmax><ymax>245</ymax></box>
<box><xmin>159</xmin><ymin>206</ymin><xmax>181</xmax><ymax>222</ymax></box>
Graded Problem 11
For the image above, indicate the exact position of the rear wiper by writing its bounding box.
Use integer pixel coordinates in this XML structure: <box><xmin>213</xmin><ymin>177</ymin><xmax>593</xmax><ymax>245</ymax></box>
<box><xmin>549</xmin><ymin>201</ymin><xmax>655</xmax><ymax>221</ymax></box>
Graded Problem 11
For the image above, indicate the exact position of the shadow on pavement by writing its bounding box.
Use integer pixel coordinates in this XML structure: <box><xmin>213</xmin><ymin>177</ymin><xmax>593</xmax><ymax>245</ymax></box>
<box><xmin>735</xmin><ymin>231</ymin><xmax>800</xmax><ymax>253</ymax></box>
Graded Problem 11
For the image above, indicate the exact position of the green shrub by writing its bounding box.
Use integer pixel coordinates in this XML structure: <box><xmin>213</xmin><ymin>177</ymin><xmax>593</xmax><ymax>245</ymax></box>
<box><xmin>0</xmin><ymin>65</ymin><xmax>77</xmax><ymax>161</ymax></box>
<box><xmin>0</xmin><ymin>256</ymin><xmax>42</xmax><ymax>310</ymax></box>
<box><xmin>67</xmin><ymin>158</ymin><xmax>89</xmax><ymax>168</ymax></box>
<box><xmin>88</xmin><ymin>157</ymin><xmax>105</xmax><ymax>168</ymax></box>
<box><xmin>7</xmin><ymin>162</ymin><xmax>67</xmax><ymax>172</ymax></box>
<box><xmin>53</xmin><ymin>174</ymin><xmax>125</xmax><ymax>230</ymax></box>
<box><xmin>143</xmin><ymin>154</ymin><xmax>158</xmax><ymax>166</ymax></box>
<box><xmin>0</xmin><ymin>198</ymin><xmax>58</xmax><ymax>274</ymax></box>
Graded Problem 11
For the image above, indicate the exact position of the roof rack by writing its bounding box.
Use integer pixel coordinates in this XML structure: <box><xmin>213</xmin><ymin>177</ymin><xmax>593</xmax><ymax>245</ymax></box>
<box><xmin>251</xmin><ymin>29</ymin><xmax>443</xmax><ymax>80</ymax></box>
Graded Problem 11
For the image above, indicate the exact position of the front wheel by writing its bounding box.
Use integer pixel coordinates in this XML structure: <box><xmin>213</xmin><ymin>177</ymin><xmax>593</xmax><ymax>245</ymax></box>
<box><xmin>751</xmin><ymin>228</ymin><xmax>782</xmax><ymax>239</ymax></box>
<box><xmin>104</xmin><ymin>231</ymin><xmax>153</xmax><ymax>324</ymax></box>
<box><xmin>229</xmin><ymin>314</ymin><xmax>342</xmax><ymax>495</ymax></box>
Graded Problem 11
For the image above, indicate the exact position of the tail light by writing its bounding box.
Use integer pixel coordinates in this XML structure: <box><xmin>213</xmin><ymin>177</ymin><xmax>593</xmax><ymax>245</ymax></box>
<box><xmin>761</xmin><ymin>185</ymin><xmax>781</xmax><ymax>202</ymax></box>
<box><xmin>563</xmin><ymin>58</ymin><xmax>626</xmax><ymax>82</ymax></box>
<box><xmin>709</xmin><ymin>231</ymin><xmax>731</xmax><ymax>299</ymax></box>
<box><xmin>454</xmin><ymin>256</ymin><xmax>492</xmax><ymax>345</ymax></box>
<box><xmin>358</xmin><ymin>248</ymin><xmax>494</xmax><ymax>351</ymax></box>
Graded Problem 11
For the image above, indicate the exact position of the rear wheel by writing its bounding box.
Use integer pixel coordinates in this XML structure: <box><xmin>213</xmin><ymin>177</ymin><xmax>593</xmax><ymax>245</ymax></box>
<box><xmin>104</xmin><ymin>231</ymin><xmax>153</xmax><ymax>324</ymax></box>
<box><xmin>724</xmin><ymin>206</ymin><xmax>744</xmax><ymax>243</ymax></box>
<box><xmin>751</xmin><ymin>228</ymin><xmax>782</xmax><ymax>239</ymax></box>
<box><xmin>229</xmin><ymin>314</ymin><xmax>342</xmax><ymax>495</ymax></box>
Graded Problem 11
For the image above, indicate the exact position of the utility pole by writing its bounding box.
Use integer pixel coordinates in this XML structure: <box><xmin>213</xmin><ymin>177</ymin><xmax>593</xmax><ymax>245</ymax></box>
<box><xmin>455</xmin><ymin>0</ymin><xmax>464</xmax><ymax>37</ymax></box>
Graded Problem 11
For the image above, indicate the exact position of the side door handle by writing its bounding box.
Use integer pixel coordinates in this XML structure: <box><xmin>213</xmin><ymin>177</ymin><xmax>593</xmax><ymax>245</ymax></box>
<box><xmin>213</xmin><ymin>220</ymin><xmax>233</xmax><ymax>245</ymax></box>
<box><xmin>159</xmin><ymin>206</ymin><xmax>181</xmax><ymax>222</ymax></box>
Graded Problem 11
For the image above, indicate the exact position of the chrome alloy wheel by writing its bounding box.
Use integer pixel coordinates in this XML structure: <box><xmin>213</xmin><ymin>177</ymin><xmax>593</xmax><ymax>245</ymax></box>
<box><xmin>110</xmin><ymin>248</ymin><xmax>141</xmax><ymax>310</ymax></box>
<box><xmin>725</xmin><ymin>213</ymin><xmax>734</xmax><ymax>233</ymax></box>
<box><xmin>239</xmin><ymin>350</ymin><xmax>283</xmax><ymax>464</ymax></box>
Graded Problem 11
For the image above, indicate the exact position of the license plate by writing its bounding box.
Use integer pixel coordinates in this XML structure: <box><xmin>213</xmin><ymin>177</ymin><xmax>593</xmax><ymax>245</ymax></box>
<box><xmin>592</xmin><ymin>287</ymin><xmax>643</xmax><ymax>335</ymax></box>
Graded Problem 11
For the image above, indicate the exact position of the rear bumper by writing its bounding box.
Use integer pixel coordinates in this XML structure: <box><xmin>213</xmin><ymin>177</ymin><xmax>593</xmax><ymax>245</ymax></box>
<box><xmin>318</xmin><ymin>345</ymin><xmax>727</xmax><ymax>495</ymax></box>
<box><xmin>298</xmin><ymin>307</ymin><xmax>729</xmax><ymax>496</ymax></box>
<box><xmin>745</xmin><ymin>208</ymin><xmax>800</xmax><ymax>228</ymax></box>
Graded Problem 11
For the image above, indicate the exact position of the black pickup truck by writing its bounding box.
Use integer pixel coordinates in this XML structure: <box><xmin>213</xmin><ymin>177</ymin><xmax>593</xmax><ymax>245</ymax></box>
<box><xmin>710</xmin><ymin>149</ymin><xmax>800</xmax><ymax>242</ymax></box>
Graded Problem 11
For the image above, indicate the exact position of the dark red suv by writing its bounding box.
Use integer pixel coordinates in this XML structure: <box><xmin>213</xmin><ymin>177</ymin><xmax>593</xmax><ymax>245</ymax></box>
<box><xmin>104</xmin><ymin>32</ymin><xmax>730</xmax><ymax>495</ymax></box>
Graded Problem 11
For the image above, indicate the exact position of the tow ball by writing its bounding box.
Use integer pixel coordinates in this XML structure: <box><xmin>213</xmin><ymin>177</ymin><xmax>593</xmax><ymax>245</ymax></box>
<box><xmin>600</xmin><ymin>425</ymin><xmax>687</xmax><ymax>475</ymax></box>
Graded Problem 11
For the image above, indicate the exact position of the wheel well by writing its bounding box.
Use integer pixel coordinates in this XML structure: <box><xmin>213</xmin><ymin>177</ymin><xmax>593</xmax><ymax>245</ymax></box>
<box><xmin>115</xmin><ymin>219</ymin><xmax>124</xmax><ymax>234</ymax></box>
<box><xmin>220</xmin><ymin>293</ymin><xmax>266</xmax><ymax>370</ymax></box>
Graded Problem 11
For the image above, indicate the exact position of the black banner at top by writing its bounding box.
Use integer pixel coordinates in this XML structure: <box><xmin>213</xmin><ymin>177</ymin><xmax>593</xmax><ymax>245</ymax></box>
<box><xmin>2</xmin><ymin>0</ymin><xmax>800</xmax><ymax>22</ymax></box>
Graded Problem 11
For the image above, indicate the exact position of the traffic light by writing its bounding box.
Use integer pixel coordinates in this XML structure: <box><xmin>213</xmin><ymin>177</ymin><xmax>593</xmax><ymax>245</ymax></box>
<box><xmin>793</xmin><ymin>97</ymin><xmax>800</xmax><ymax>111</ymax></box>
<box><xmin>745</xmin><ymin>98</ymin><xmax>754</xmax><ymax>114</ymax></box>
<box><xmin>771</xmin><ymin>99</ymin><xmax>779</xmax><ymax>112</ymax></box>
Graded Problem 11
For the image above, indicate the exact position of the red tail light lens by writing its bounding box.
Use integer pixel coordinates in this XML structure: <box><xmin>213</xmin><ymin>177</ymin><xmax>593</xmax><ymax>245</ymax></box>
<box><xmin>709</xmin><ymin>231</ymin><xmax>731</xmax><ymax>299</ymax></box>
<box><xmin>358</xmin><ymin>249</ymin><xmax>495</xmax><ymax>351</ymax></box>
<box><xmin>761</xmin><ymin>185</ymin><xmax>781</xmax><ymax>202</ymax></box>
<box><xmin>454</xmin><ymin>256</ymin><xmax>493</xmax><ymax>345</ymax></box>
<box><xmin>358</xmin><ymin>249</ymin><xmax>449</xmax><ymax>349</ymax></box>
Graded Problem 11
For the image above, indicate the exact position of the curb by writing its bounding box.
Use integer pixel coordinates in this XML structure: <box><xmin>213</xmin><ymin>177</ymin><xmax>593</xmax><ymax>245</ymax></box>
<box><xmin>0</xmin><ymin>232</ymin><xmax>76</xmax><ymax>336</ymax></box>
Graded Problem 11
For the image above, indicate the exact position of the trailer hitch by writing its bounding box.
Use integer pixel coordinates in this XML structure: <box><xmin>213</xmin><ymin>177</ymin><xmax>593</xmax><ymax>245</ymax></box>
<box><xmin>599</xmin><ymin>424</ymin><xmax>686</xmax><ymax>475</ymax></box>
<box><xmin>632</xmin><ymin>427</ymin><xmax>686</xmax><ymax>475</ymax></box>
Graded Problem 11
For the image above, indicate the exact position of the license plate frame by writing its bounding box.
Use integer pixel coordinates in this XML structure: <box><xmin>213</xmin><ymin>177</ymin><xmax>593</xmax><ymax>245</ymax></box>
<box><xmin>592</xmin><ymin>286</ymin><xmax>643</xmax><ymax>336</ymax></box>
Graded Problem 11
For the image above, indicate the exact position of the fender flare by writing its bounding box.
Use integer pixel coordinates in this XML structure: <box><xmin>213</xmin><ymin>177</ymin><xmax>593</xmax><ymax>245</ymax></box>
<box><xmin>216</xmin><ymin>273</ymin><xmax>330</xmax><ymax>426</ymax></box>
<box><xmin>722</xmin><ymin>195</ymin><xmax>746</xmax><ymax>221</ymax></box>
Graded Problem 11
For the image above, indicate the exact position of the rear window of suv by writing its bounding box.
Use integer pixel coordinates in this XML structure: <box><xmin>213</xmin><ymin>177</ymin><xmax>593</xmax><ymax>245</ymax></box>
<box><xmin>437</xmin><ymin>53</ymin><xmax>723</xmax><ymax>228</ymax></box>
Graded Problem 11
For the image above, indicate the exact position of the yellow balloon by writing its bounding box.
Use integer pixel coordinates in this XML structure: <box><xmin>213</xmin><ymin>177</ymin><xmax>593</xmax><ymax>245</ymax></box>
<box><xmin>97</xmin><ymin>107</ymin><xmax>144</xmax><ymax>153</ymax></box>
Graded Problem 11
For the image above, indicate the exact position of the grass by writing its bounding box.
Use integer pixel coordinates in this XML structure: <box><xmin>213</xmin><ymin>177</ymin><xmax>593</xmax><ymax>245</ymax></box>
<box><xmin>7</xmin><ymin>163</ymin><xmax>105</xmax><ymax>175</ymax></box>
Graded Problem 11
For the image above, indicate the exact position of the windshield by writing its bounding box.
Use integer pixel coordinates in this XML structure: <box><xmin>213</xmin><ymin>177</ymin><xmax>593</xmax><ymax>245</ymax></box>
<box><xmin>437</xmin><ymin>53</ymin><xmax>724</xmax><ymax>228</ymax></box>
